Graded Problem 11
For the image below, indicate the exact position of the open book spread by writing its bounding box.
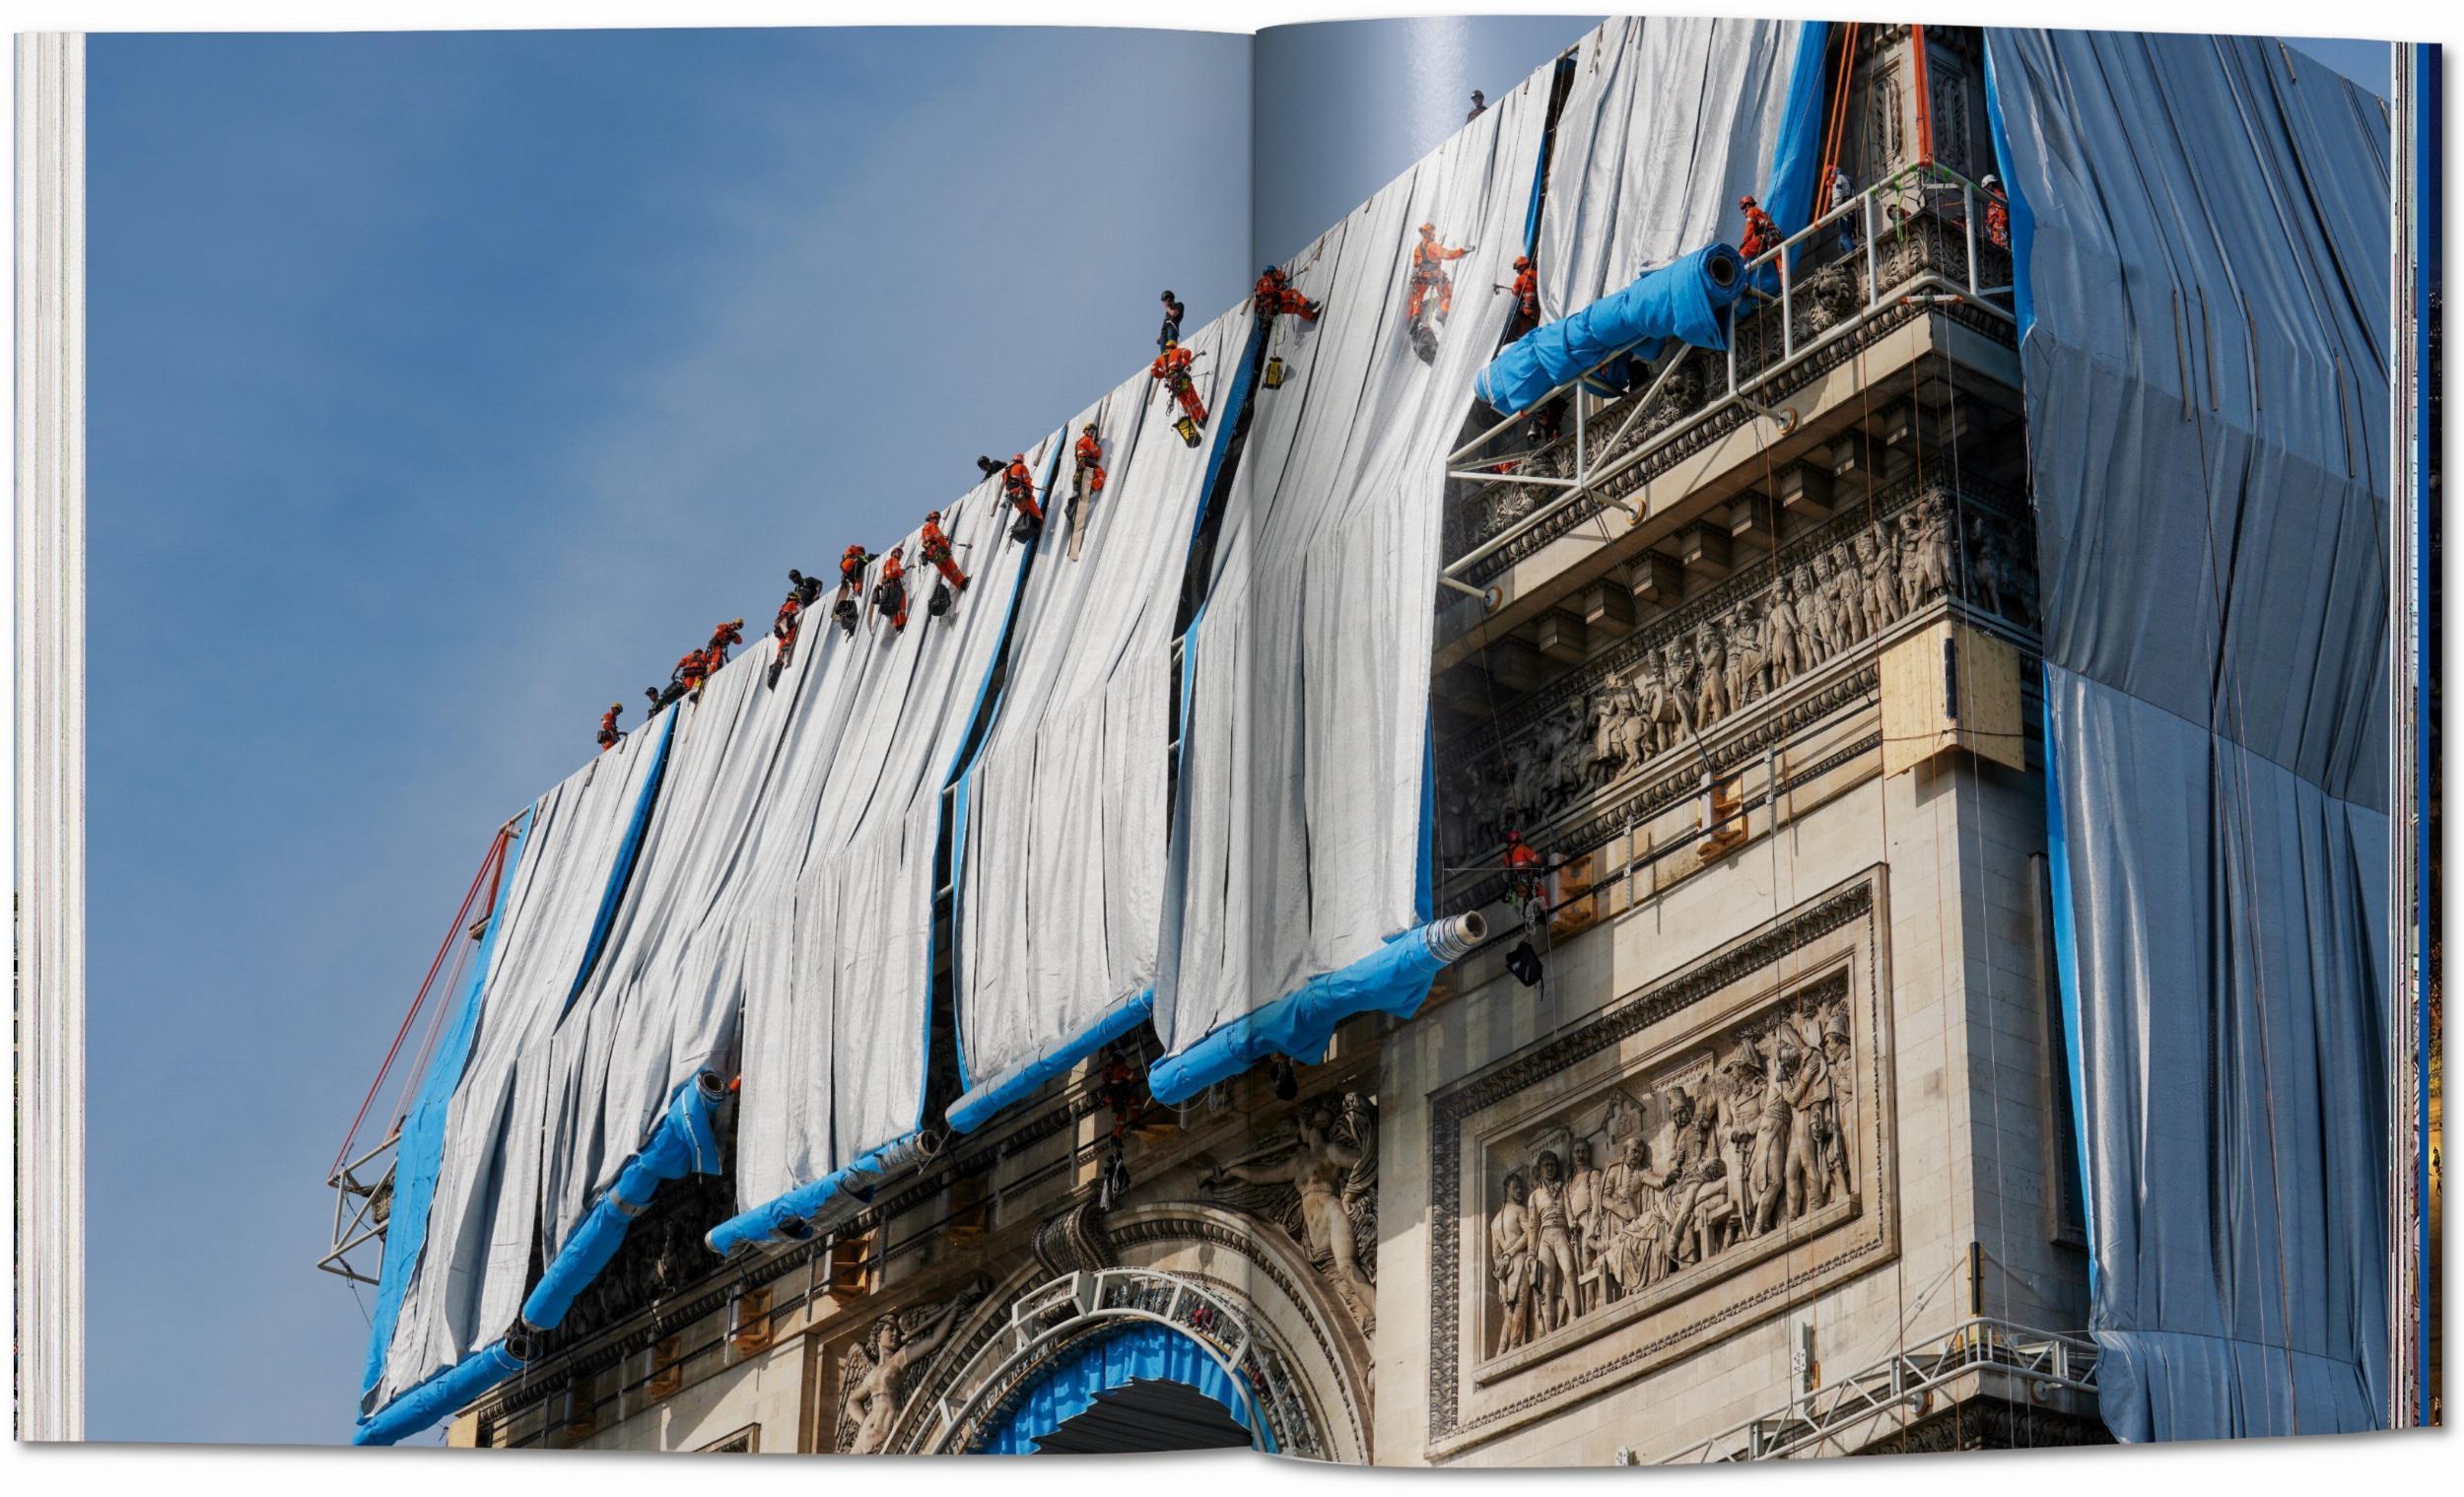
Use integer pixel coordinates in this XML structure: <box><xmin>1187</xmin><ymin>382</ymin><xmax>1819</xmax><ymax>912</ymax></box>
<box><xmin>37</xmin><ymin>11</ymin><xmax>2430</xmax><ymax>1463</ymax></box>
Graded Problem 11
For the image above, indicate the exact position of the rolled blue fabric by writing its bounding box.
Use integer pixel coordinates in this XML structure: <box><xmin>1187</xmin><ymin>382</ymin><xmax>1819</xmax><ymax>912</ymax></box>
<box><xmin>1472</xmin><ymin>242</ymin><xmax>1745</xmax><ymax>418</ymax></box>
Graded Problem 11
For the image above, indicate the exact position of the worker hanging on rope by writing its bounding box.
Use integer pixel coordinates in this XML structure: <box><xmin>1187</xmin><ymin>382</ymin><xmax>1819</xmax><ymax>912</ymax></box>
<box><xmin>1406</xmin><ymin>222</ymin><xmax>1473</xmax><ymax>363</ymax></box>
<box><xmin>772</xmin><ymin>570</ymin><xmax>824</xmax><ymax>686</ymax></box>
<box><xmin>998</xmin><ymin>452</ymin><xmax>1048</xmax><ymax>541</ymax></box>
<box><xmin>768</xmin><ymin>595</ymin><xmax>802</xmax><ymax>689</ymax></box>
<box><xmin>872</xmin><ymin>544</ymin><xmax>910</xmax><ymax>633</ymax></box>
<box><xmin>1253</xmin><ymin>263</ymin><xmax>1321</xmax><ymax>325</ymax></box>
<box><xmin>1503</xmin><ymin>830</ymin><xmax>1547</xmax><ymax>931</ymax></box>
<box><xmin>1149</xmin><ymin>339</ymin><xmax>1208</xmax><ymax>445</ymax></box>
<box><xmin>1157</xmin><ymin>289</ymin><xmax>1185</xmax><ymax>350</ymax></box>
<box><xmin>1502</xmin><ymin>830</ymin><xmax>1548</xmax><ymax>988</ymax></box>
<box><xmin>1737</xmin><ymin>194</ymin><xmax>1781</xmax><ymax>260</ymax></box>
<box><xmin>834</xmin><ymin>545</ymin><xmax>872</xmax><ymax>638</ymax></box>
<box><xmin>1497</xmin><ymin>253</ymin><xmax>1540</xmax><ymax>335</ymax></box>
<box><xmin>596</xmin><ymin>702</ymin><xmax>624</xmax><ymax>752</ymax></box>
<box><xmin>1981</xmin><ymin>174</ymin><xmax>2011</xmax><ymax>250</ymax></box>
<box><xmin>919</xmin><ymin>510</ymin><xmax>969</xmax><ymax>591</ymax></box>
<box><xmin>1073</xmin><ymin>423</ymin><xmax>1108</xmax><ymax>500</ymax></box>
<box><xmin>1406</xmin><ymin>222</ymin><xmax>1473</xmax><ymax>322</ymax></box>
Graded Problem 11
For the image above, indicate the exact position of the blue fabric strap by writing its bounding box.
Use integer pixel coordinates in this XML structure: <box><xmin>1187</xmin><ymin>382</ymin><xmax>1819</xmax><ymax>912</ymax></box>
<box><xmin>360</xmin><ymin>811</ymin><xmax>531</xmax><ymax>1398</ymax></box>
<box><xmin>521</xmin><ymin>1073</ymin><xmax>726</xmax><ymax>1330</ymax></box>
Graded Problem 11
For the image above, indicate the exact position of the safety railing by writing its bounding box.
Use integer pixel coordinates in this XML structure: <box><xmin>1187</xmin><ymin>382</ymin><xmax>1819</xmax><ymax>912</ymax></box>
<box><xmin>1440</xmin><ymin>163</ymin><xmax>2015</xmax><ymax>595</ymax></box>
<box><xmin>317</xmin><ymin>1130</ymin><xmax>401</xmax><ymax>1285</ymax></box>
<box><xmin>918</xmin><ymin>1267</ymin><xmax>1271</xmax><ymax>1454</ymax></box>
<box><xmin>1636</xmin><ymin>1317</ymin><xmax>2098</xmax><ymax>1463</ymax></box>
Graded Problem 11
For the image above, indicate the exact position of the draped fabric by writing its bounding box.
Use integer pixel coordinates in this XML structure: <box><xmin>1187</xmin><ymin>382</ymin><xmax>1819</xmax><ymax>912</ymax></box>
<box><xmin>949</xmin><ymin>304</ymin><xmax>1256</xmax><ymax>1124</ymax></box>
<box><xmin>369</xmin><ymin>720</ymin><xmax>669</xmax><ymax>1408</ymax></box>
<box><xmin>1153</xmin><ymin>69</ymin><xmax>1550</xmax><ymax>1072</ymax></box>
<box><xmin>727</xmin><ymin>446</ymin><xmax>1049</xmax><ymax>1213</ymax></box>
<box><xmin>1987</xmin><ymin>27</ymin><xmax>2393</xmax><ymax>1440</ymax></box>
<box><xmin>1532</xmin><ymin>16</ymin><xmax>1803</xmax><ymax>321</ymax></box>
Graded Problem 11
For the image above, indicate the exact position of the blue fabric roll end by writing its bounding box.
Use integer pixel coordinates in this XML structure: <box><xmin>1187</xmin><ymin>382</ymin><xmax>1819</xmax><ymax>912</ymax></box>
<box><xmin>1472</xmin><ymin>242</ymin><xmax>1745</xmax><ymax>419</ymax></box>
<box><xmin>706</xmin><ymin>1130</ymin><xmax>917</xmax><ymax>1257</ymax></box>
<box><xmin>353</xmin><ymin>1339</ymin><xmax>525</xmax><ymax>1447</ymax></box>
<box><xmin>947</xmin><ymin>989</ymin><xmax>1155</xmax><ymax>1134</ymax></box>
<box><xmin>1148</xmin><ymin>924</ymin><xmax>1453</xmax><ymax>1106</ymax></box>
<box><xmin>520</xmin><ymin>1075</ymin><xmax>723</xmax><ymax>1331</ymax></box>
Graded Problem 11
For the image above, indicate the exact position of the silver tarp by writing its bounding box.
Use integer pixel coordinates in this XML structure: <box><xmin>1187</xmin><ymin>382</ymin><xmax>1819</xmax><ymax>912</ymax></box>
<box><xmin>950</xmin><ymin>304</ymin><xmax>1255</xmax><ymax>1112</ymax></box>
<box><xmin>1153</xmin><ymin>73</ymin><xmax>1548</xmax><ymax>1063</ymax></box>
<box><xmin>1988</xmin><ymin>27</ymin><xmax>2393</xmax><ymax>1440</ymax></box>
<box><xmin>1533</xmin><ymin>16</ymin><xmax>1801</xmax><ymax>321</ymax></box>
<box><xmin>732</xmin><ymin>444</ymin><xmax>1048</xmax><ymax>1211</ymax></box>
<box><xmin>374</xmin><ymin>726</ymin><xmax>669</xmax><ymax>1403</ymax></box>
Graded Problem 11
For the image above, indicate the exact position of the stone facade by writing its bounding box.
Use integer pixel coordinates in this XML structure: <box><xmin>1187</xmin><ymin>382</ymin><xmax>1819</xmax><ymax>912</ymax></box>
<box><xmin>446</xmin><ymin>23</ymin><xmax>2092</xmax><ymax>1464</ymax></box>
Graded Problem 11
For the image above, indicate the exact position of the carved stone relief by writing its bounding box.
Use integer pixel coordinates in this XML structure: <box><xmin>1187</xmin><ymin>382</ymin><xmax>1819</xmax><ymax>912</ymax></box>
<box><xmin>1481</xmin><ymin>979</ymin><xmax>1857</xmax><ymax>1361</ymax></box>
<box><xmin>1201</xmin><ymin>1093</ymin><xmax>1380</xmax><ymax>1330</ymax></box>
<box><xmin>1423</xmin><ymin>870</ymin><xmax>1896</xmax><ymax>1456</ymax></box>
<box><xmin>1436</xmin><ymin>480</ymin><xmax>2029</xmax><ymax>872</ymax></box>
<box><xmin>833</xmin><ymin>1275</ymin><xmax>992</xmax><ymax>1453</ymax></box>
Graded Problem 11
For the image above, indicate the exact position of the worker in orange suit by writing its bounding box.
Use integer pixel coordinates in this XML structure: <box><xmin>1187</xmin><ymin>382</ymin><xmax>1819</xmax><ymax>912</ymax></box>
<box><xmin>1253</xmin><ymin>264</ymin><xmax>1321</xmax><ymax>324</ymax></box>
<box><xmin>596</xmin><ymin>703</ymin><xmax>624</xmax><ymax>752</ymax></box>
<box><xmin>704</xmin><ymin>617</ymin><xmax>744</xmax><ymax>669</ymax></box>
<box><xmin>1738</xmin><ymin>194</ymin><xmax>1781</xmax><ymax>260</ymax></box>
<box><xmin>1981</xmin><ymin>174</ymin><xmax>2011</xmax><ymax>250</ymax></box>
<box><xmin>1503</xmin><ymin>829</ymin><xmax>1547</xmax><ymax>929</ymax></box>
<box><xmin>1406</xmin><ymin>222</ymin><xmax>1473</xmax><ymax>322</ymax></box>
<box><xmin>1074</xmin><ymin>423</ymin><xmax>1107</xmax><ymax>496</ymax></box>
<box><xmin>872</xmin><ymin>545</ymin><xmax>910</xmax><ymax>632</ymax></box>
<box><xmin>1503</xmin><ymin>254</ymin><xmax>1540</xmax><ymax>331</ymax></box>
<box><xmin>1000</xmin><ymin>453</ymin><xmax>1047</xmax><ymax>527</ymax></box>
<box><xmin>1149</xmin><ymin>341</ymin><xmax>1208</xmax><ymax>426</ymax></box>
<box><xmin>919</xmin><ymin>510</ymin><xmax>969</xmax><ymax>591</ymax></box>
<box><xmin>677</xmin><ymin>647</ymin><xmax>711</xmax><ymax>697</ymax></box>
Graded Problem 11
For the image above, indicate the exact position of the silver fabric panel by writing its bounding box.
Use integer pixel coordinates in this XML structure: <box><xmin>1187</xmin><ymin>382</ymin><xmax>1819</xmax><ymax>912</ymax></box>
<box><xmin>731</xmin><ymin>442</ymin><xmax>1051</xmax><ymax>1209</ymax></box>
<box><xmin>375</xmin><ymin>730</ymin><xmax>668</xmax><ymax>1402</ymax></box>
<box><xmin>1991</xmin><ymin>28</ymin><xmax>2392</xmax><ymax>1438</ymax></box>
<box><xmin>1156</xmin><ymin>76</ymin><xmax>1549</xmax><ymax>1059</ymax></box>
<box><xmin>1535</xmin><ymin>17</ymin><xmax>1799</xmax><ymax>319</ymax></box>
<box><xmin>953</xmin><ymin>304</ymin><xmax>1256</xmax><ymax>1099</ymax></box>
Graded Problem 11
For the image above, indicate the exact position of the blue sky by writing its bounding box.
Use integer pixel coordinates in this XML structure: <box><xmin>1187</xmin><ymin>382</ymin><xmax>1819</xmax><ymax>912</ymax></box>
<box><xmin>84</xmin><ymin>25</ymin><xmax>1264</xmax><ymax>1446</ymax></box>
<box><xmin>81</xmin><ymin>18</ymin><xmax>2389</xmax><ymax>1449</ymax></box>
<box><xmin>83</xmin><ymin>16</ymin><xmax>1593</xmax><ymax>1450</ymax></box>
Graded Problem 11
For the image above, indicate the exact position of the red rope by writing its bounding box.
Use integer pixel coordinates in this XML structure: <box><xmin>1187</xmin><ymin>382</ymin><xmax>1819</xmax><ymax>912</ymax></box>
<box><xmin>329</xmin><ymin>826</ymin><xmax>508</xmax><ymax>1181</ymax></box>
<box><xmin>1814</xmin><ymin>23</ymin><xmax>1860</xmax><ymax>218</ymax></box>
<box><xmin>1911</xmin><ymin>23</ymin><xmax>1936</xmax><ymax>169</ymax></box>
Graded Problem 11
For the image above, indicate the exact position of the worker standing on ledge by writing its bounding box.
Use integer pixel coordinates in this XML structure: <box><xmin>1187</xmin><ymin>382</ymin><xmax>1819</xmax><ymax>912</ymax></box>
<box><xmin>1157</xmin><ymin>289</ymin><xmax>1185</xmax><ymax>350</ymax></box>
<box><xmin>703</xmin><ymin>618</ymin><xmax>744</xmax><ymax>671</ymax></box>
<box><xmin>1737</xmin><ymin>194</ymin><xmax>1780</xmax><ymax>260</ymax></box>
<box><xmin>1149</xmin><ymin>340</ymin><xmax>1208</xmax><ymax>431</ymax></box>
<box><xmin>919</xmin><ymin>510</ymin><xmax>970</xmax><ymax>592</ymax></box>
<box><xmin>872</xmin><ymin>545</ymin><xmax>911</xmax><ymax>632</ymax></box>
<box><xmin>1981</xmin><ymin>174</ymin><xmax>2011</xmax><ymax>249</ymax></box>
<box><xmin>1467</xmin><ymin>89</ymin><xmax>1487</xmax><ymax>122</ymax></box>
<box><xmin>595</xmin><ymin>702</ymin><xmax>624</xmax><ymax>752</ymax></box>
<box><xmin>1253</xmin><ymin>264</ymin><xmax>1321</xmax><ymax>325</ymax></box>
